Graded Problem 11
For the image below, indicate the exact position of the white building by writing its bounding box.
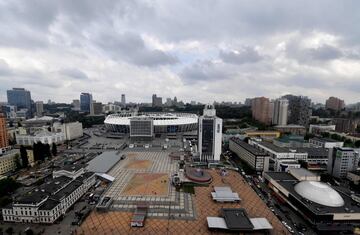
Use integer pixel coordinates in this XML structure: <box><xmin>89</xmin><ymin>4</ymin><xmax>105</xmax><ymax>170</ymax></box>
<box><xmin>2</xmin><ymin>169</ymin><xmax>95</xmax><ymax>224</ymax></box>
<box><xmin>198</xmin><ymin>104</ymin><xmax>222</xmax><ymax>162</ymax></box>
<box><xmin>272</xmin><ymin>98</ymin><xmax>288</xmax><ymax>125</ymax></box>
<box><xmin>328</xmin><ymin>147</ymin><xmax>359</xmax><ymax>178</ymax></box>
<box><xmin>16</xmin><ymin>131</ymin><xmax>65</xmax><ymax>146</ymax></box>
<box><xmin>35</xmin><ymin>101</ymin><xmax>44</xmax><ymax>117</ymax></box>
<box><xmin>309</xmin><ymin>137</ymin><xmax>344</xmax><ymax>149</ymax></box>
<box><xmin>53</xmin><ymin>122</ymin><xmax>83</xmax><ymax>140</ymax></box>
<box><xmin>251</xmin><ymin>141</ymin><xmax>307</xmax><ymax>171</ymax></box>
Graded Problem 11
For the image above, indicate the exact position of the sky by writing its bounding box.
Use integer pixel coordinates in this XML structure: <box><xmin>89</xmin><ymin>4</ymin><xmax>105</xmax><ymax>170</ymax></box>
<box><xmin>0</xmin><ymin>0</ymin><xmax>360</xmax><ymax>104</ymax></box>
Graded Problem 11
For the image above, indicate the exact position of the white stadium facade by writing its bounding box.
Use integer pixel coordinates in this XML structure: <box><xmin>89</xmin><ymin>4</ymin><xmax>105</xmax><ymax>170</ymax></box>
<box><xmin>104</xmin><ymin>112</ymin><xmax>198</xmax><ymax>134</ymax></box>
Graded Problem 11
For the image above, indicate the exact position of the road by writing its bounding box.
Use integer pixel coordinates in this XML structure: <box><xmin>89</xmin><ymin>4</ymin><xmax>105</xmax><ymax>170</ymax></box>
<box><xmin>226</xmin><ymin>153</ymin><xmax>316</xmax><ymax>235</ymax></box>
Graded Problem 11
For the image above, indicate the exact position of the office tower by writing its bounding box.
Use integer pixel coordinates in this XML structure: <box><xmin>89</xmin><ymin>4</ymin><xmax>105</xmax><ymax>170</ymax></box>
<box><xmin>72</xmin><ymin>99</ymin><xmax>80</xmax><ymax>111</ymax></box>
<box><xmin>80</xmin><ymin>93</ymin><xmax>93</xmax><ymax>113</ymax></box>
<box><xmin>198</xmin><ymin>104</ymin><xmax>223</xmax><ymax>162</ymax></box>
<box><xmin>244</xmin><ymin>98</ymin><xmax>253</xmax><ymax>107</ymax></box>
<box><xmin>272</xmin><ymin>98</ymin><xmax>289</xmax><ymax>125</ymax></box>
<box><xmin>6</xmin><ymin>88</ymin><xmax>32</xmax><ymax>117</ymax></box>
<box><xmin>328</xmin><ymin>147</ymin><xmax>359</xmax><ymax>178</ymax></box>
<box><xmin>91</xmin><ymin>102</ymin><xmax>103</xmax><ymax>115</ymax></box>
<box><xmin>282</xmin><ymin>95</ymin><xmax>311</xmax><ymax>126</ymax></box>
<box><xmin>152</xmin><ymin>94</ymin><xmax>162</xmax><ymax>107</ymax></box>
<box><xmin>251</xmin><ymin>97</ymin><xmax>271</xmax><ymax>125</ymax></box>
<box><xmin>326</xmin><ymin>97</ymin><xmax>345</xmax><ymax>111</ymax></box>
<box><xmin>35</xmin><ymin>101</ymin><xmax>44</xmax><ymax>117</ymax></box>
<box><xmin>0</xmin><ymin>113</ymin><xmax>8</xmax><ymax>150</ymax></box>
<box><xmin>121</xmin><ymin>94</ymin><xmax>126</xmax><ymax>106</ymax></box>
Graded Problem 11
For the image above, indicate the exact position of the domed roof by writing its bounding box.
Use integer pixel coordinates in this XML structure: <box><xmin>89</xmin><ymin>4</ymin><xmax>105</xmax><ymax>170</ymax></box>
<box><xmin>294</xmin><ymin>181</ymin><xmax>345</xmax><ymax>207</ymax></box>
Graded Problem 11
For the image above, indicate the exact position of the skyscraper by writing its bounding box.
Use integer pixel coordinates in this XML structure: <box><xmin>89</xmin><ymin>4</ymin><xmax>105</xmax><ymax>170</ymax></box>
<box><xmin>251</xmin><ymin>97</ymin><xmax>271</xmax><ymax>125</ymax></box>
<box><xmin>72</xmin><ymin>99</ymin><xmax>80</xmax><ymax>111</ymax></box>
<box><xmin>80</xmin><ymin>93</ymin><xmax>93</xmax><ymax>113</ymax></box>
<box><xmin>35</xmin><ymin>101</ymin><xmax>44</xmax><ymax>117</ymax></box>
<box><xmin>198</xmin><ymin>104</ymin><xmax>223</xmax><ymax>162</ymax></box>
<box><xmin>6</xmin><ymin>88</ymin><xmax>32</xmax><ymax>116</ymax></box>
<box><xmin>121</xmin><ymin>94</ymin><xmax>126</xmax><ymax>106</ymax></box>
<box><xmin>283</xmin><ymin>95</ymin><xmax>311</xmax><ymax>126</ymax></box>
<box><xmin>272</xmin><ymin>98</ymin><xmax>289</xmax><ymax>125</ymax></box>
<box><xmin>325</xmin><ymin>97</ymin><xmax>345</xmax><ymax>111</ymax></box>
<box><xmin>0</xmin><ymin>113</ymin><xmax>8</xmax><ymax>151</ymax></box>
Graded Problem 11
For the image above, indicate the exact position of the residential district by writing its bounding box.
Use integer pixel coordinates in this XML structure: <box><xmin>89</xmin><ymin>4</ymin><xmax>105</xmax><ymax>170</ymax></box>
<box><xmin>0</xmin><ymin>88</ymin><xmax>360</xmax><ymax>235</ymax></box>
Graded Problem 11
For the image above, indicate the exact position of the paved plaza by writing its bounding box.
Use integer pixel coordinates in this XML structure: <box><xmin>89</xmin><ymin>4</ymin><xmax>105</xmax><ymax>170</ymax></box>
<box><xmin>78</xmin><ymin>168</ymin><xmax>289</xmax><ymax>235</ymax></box>
<box><xmin>103</xmin><ymin>151</ymin><xmax>195</xmax><ymax>220</ymax></box>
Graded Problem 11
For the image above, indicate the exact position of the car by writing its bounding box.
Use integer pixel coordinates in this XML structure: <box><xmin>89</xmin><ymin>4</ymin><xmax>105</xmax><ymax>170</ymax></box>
<box><xmin>129</xmin><ymin>144</ymin><xmax>134</xmax><ymax>148</ymax></box>
<box><xmin>144</xmin><ymin>144</ymin><xmax>150</xmax><ymax>148</ymax></box>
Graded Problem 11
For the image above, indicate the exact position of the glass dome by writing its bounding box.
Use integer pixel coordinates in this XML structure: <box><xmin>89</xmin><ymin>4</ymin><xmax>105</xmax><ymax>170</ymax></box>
<box><xmin>294</xmin><ymin>181</ymin><xmax>345</xmax><ymax>207</ymax></box>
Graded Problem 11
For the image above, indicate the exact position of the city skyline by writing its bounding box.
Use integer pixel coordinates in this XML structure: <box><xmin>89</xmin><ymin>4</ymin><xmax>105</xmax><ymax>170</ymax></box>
<box><xmin>0</xmin><ymin>1</ymin><xmax>360</xmax><ymax>104</ymax></box>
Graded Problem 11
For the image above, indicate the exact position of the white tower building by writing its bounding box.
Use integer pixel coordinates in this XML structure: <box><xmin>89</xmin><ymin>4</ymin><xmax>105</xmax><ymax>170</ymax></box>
<box><xmin>198</xmin><ymin>104</ymin><xmax>223</xmax><ymax>162</ymax></box>
<box><xmin>272</xmin><ymin>98</ymin><xmax>288</xmax><ymax>125</ymax></box>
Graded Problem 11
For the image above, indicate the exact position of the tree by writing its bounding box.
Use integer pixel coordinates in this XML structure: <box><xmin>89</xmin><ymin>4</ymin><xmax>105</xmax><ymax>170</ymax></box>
<box><xmin>51</xmin><ymin>143</ymin><xmax>57</xmax><ymax>156</ymax></box>
<box><xmin>20</xmin><ymin>145</ymin><xmax>29</xmax><ymax>168</ymax></box>
<box><xmin>25</xmin><ymin>229</ymin><xmax>34</xmax><ymax>235</ymax></box>
<box><xmin>355</xmin><ymin>140</ymin><xmax>360</xmax><ymax>148</ymax></box>
<box><xmin>14</xmin><ymin>154</ymin><xmax>21</xmax><ymax>170</ymax></box>
<box><xmin>5</xmin><ymin>226</ymin><xmax>13</xmax><ymax>235</ymax></box>
<box><xmin>44</xmin><ymin>144</ymin><xmax>51</xmax><ymax>159</ymax></box>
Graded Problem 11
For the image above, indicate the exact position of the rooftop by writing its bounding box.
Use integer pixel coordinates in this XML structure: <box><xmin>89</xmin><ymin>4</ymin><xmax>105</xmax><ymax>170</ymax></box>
<box><xmin>311</xmin><ymin>137</ymin><xmax>342</xmax><ymax>143</ymax></box>
<box><xmin>221</xmin><ymin>208</ymin><xmax>254</xmax><ymax>230</ymax></box>
<box><xmin>230</xmin><ymin>137</ymin><xmax>268</xmax><ymax>156</ymax></box>
<box><xmin>86</xmin><ymin>151</ymin><xmax>122</xmax><ymax>173</ymax></box>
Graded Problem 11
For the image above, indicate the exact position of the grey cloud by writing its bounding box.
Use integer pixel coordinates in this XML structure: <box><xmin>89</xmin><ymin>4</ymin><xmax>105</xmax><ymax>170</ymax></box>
<box><xmin>308</xmin><ymin>45</ymin><xmax>343</xmax><ymax>61</ymax></box>
<box><xmin>180</xmin><ymin>60</ymin><xmax>233</xmax><ymax>83</ymax></box>
<box><xmin>94</xmin><ymin>31</ymin><xmax>178</xmax><ymax>67</ymax></box>
<box><xmin>59</xmin><ymin>68</ymin><xmax>88</xmax><ymax>80</ymax></box>
<box><xmin>219</xmin><ymin>47</ymin><xmax>263</xmax><ymax>64</ymax></box>
<box><xmin>0</xmin><ymin>59</ymin><xmax>12</xmax><ymax>76</ymax></box>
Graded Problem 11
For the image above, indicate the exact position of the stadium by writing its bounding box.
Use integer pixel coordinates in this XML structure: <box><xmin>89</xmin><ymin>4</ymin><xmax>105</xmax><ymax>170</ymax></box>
<box><xmin>104</xmin><ymin>112</ymin><xmax>198</xmax><ymax>134</ymax></box>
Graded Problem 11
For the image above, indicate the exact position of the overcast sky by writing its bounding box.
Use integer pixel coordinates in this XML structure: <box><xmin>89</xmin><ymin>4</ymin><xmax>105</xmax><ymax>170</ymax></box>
<box><xmin>1</xmin><ymin>0</ymin><xmax>360</xmax><ymax>104</ymax></box>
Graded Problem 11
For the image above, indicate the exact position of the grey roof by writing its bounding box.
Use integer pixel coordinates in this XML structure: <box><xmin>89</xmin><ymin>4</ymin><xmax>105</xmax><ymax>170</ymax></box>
<box><xmin>86</xmin><ymin>151</ymin><xmax>121</xmax><ymax>173</ymax></box>
<box><xmin>230</xmin><ymin>138</ymin><xmax>268</xmax><ymax>156</ymax></box>
<box><xmin>221</xmin><ymin>208</ymin><xmax>254</xmax><ymax>230</ymax></box>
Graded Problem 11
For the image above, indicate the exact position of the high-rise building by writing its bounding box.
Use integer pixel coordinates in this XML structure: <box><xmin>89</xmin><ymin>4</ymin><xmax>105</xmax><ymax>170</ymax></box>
<box><xmin>0</xmin><ymin>113</ymin><xmax>8</xmax><ymax>151</ymax></box>
<box><xmin>35</xmin><ymin>101</ymin><xmax>44</xmax><ymax>117</ymax></box>
<box><xmin>244</xmin><ymin>98</ymin><xmax>253</xmax><ymax>106</ymax></box>
<box><xmin>6</xmin><ymin>88</ymin><xmax>32</xmax><ymax>117</ymax></box>
<box><xmin>328</xmin><ymin>147</ymin><xmax>359</xmax><ymax>178</ymax></box>
<box><xmin>198</xmin><ymin>104</ymin><xmax>222</xmax><ymax>162</ymax></box>
<box><xmin>283</xmin><ymin>95</ymin><xmax>311</xmax><ymax>126</ymax></box>
<box><xmin>325</xmin><ymin>97</ymin><xmax>345</xmax><ymax>111</ymax></box>
<box><xmin>251</xmin><ymin>97</ymin><xmax>271</xmax><ymax>125</ymax></box>
<box><xmin>121</xmin><ymin>94</ymin><xmax>126</xmax><ymax>106</ymax></box>
<box><xmin>80</xmin><ymin>93</ymin><xmax>93</xmax><ymax>113</ymax></box>
<box><xmin>272</xmin><ymin>98</ymin><xmax>288</xmax><ymax>125</ymax></box>
<box><xmin>152</xmin><ymin>94</ymin><xmax>162</xmax><ymax>107</ymax></box>
<box><xmin>72</xmin><ymin>99</ymin><xmax>80</xmax><ymax>111</ymax></box>
<box><xmin>91</xmin><ymin>102</ymin><xmax>103</xmax><ymax>115</ymax></box>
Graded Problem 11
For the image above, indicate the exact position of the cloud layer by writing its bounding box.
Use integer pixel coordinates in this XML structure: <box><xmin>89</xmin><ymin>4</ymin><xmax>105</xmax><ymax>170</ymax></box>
<box><xmin>1</xmin><ymin>0</ymin><xmax>360</xmax><ymax>104</ymax></box>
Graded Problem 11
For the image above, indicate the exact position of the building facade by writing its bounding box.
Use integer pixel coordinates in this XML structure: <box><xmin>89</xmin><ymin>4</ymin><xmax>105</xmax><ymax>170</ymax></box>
<box><xmin>152</xmin><ymin>94</ymin><xmax>162</xmax><ymax>107</ymax></box>
<box><xmin>80</xmin><ymin>93</ymin><xmax>93</xmax><ymax>113</ymax></box>
<box><xmin>282</xmin><ymin>95</ymin><xmax>311</xmax><ymax>126</ymax></box>
<box><xmin>325</xmin><ymin>96</ymin><xmax>345</xmax><ymax>111</ymax></box>
<box><xmin>2</xmin><ymin>171</ymin><xmax>95</xmax><ymax>224</ymax></box>
<box><xmin>121</xmin><ymin>94</ymin><xmax>126</xmax><ymax>106</ymax></box>
<box><xmin>35</xmin><ymin>101</ymin><xmax>44</xmax><ymax>117</ymax></box>
<box><xmin>0</xmin><ymin>150</ymin><xmax>19</xmax><ymax>175</ymax></box>
<box><xmin>251</xmin><ymin>97</ymin><xmax>271</xmax><ymax>125</ymax></box>
<box><xmin>198</xmin><ymin>105</ymin><xmax>222</xmax><ymax>162</ymax></box>
<box><xmin>272</xmin><ymin>98</ymin><xmax>288</xmax><ymax>125</ymax></box>
<box><xmin>7</xmin><ymin>88</ymin><xmax>32</xmax><ymax>117</ymax></box>
<box><xmin>229</xmin><ymin>137</ymin><xmax>269</xmax><ymax>172</ymax></box>
<box><xmin>328</xmin><ymin>147</ymin><xmax>359</xmax><ymax>178</ymax></box>
<box><xmin>0</xmin><ymin>113</ymin><xmax>8</xmax><ymax>151</ymax></box>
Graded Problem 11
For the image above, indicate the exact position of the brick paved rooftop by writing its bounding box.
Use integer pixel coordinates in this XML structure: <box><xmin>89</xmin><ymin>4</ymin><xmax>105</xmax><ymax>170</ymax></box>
<box><xmin>78</xmin><ymin>169</ymin><xmax>289</xmax><ymax>235</ymax></box>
